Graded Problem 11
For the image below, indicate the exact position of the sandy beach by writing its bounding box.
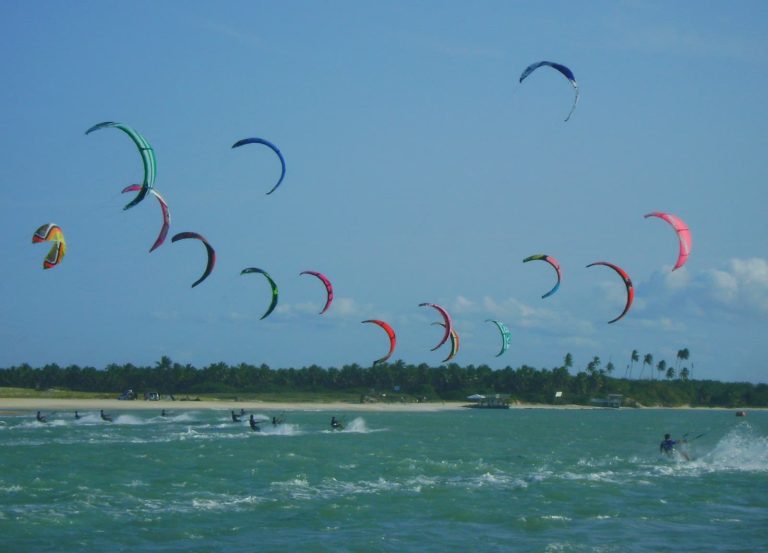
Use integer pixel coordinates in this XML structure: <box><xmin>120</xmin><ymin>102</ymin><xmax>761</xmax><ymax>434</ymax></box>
<box><xmin>0</xmin><ymin>398</ymin><xmax>609</xmax><ymax>414</ymax></box>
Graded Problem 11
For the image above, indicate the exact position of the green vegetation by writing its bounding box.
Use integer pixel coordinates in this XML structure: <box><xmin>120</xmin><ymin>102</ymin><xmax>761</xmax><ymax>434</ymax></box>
<box><xmin>1</xmin><ymin>354</ymin><xmax>765</xmax><ymax>407</ymax></box>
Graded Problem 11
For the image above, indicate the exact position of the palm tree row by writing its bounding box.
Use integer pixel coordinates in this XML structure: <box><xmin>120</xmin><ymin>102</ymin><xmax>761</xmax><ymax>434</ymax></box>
<box><xmin>623</xmin><ymin>348</ymin><xmax>691</xmax><ymax>381</ymax></box>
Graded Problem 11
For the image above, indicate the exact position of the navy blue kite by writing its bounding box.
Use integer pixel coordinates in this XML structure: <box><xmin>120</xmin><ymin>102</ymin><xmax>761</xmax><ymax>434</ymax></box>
<box><xmin>519</xmin><ymin>61</ymin><xmax>579</xmax><ymax>122</ymax></box>
<box><xmin>232</xmin><ymin>137</ymin><xmax>286</xmax><ymax>195</ymax></box>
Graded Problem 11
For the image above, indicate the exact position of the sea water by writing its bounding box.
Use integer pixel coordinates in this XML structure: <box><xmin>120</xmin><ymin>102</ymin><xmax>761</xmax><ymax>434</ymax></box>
<box><xmin>1</xmin><ymin>408</ymin><xmax>766</xmax><ymax>552</ymax></box>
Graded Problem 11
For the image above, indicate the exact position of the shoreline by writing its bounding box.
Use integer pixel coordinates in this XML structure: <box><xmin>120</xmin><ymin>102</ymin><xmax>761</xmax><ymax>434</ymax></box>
<box><xmin>0</xmin><ymin>398</ymin><xmax>760</xmax><ymax>414</ymax></box>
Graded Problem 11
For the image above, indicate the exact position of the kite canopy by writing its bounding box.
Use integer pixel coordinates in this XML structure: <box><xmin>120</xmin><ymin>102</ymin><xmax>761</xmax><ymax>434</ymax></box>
<box><xmin>300</xmin><ymin>271</ymin><xmax>333</xmax><ymax>314</ymax></box>
<box><xmin>32</xmin><ymin>223</ymin><xmax>66</xmax><ymax>269</ymax></box>
<box><xmin>644</xmin><ymin>212</ymin><xmax>692</xmax><ymax>271</ymax></box>
<box><xmin>431</xmin><ymin>321</ymin><xmax>459</xmax><ymax>363</ymax></box>
<box><xmin>171</xmin><ymin>232</ymin><xmax>216</xmax><ymax>288</ymax></box>
<box><xmin>523</xmin><ymin>254</ymin><xmax>562</xmax><ymax>299</ymax></box>
<box><xmin>586</xmin><ymin>261</ymin><xmax>634</xmax><ymax>323</ymax></box>
<box><xmin>122</xmin><ymin>185</ymin><xmax>170</xmax><ymax>252</ymax></box>
<box><xmin>241</xmin><ymin>268</ymin><xmax>279</xmax><ymax>320</ymax></box>
<box><xmin>519</xmin><ymin>61</ymin><xmax>579</xmax><ymax>121</ymax></box>
<box><xmin>419</xmin><ymin>302</ymin><xmax>453</xmax><ymax>351</ymax></box>
<box><xmin>86</xmin><ymin>122</ymin><xmax>156</xmax><ymax>210</ymax></box>
<box><xmin>362</xmin><ymin>319</ymin><xmax>397</xmax><ymax>365</ymax></box>
<box><xmin>485</xmin><ymin>319</ymin><xmax>511</xmax><ymax>357</ymax></box>
<box><xmin>232</xmin><ymin>137</ymin><xmax>286</xmax><ymax>195</ymax></box>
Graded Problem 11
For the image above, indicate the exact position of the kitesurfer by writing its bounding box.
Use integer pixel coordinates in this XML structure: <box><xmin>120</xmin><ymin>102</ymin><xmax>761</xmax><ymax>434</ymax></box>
<box><xmin>161</xmin><ymin>409</ymin><xmax>167</xmax><ymax>417</ymax></box>
<box><xmin>331</xmin><ymin>416</ymin><xmax>343</xmax><ymax>430</ymax></box>
<box><xmin>74</xmin><ymin>411</ymin><xmax>81</xmax><ymax>419</ymax></box>
<box><xmin>100</xmin><ymin>410</ymin><xmax>113</xmax><ymax>422</ymax></box>
<box><xmin>660</xmin><ymin>433</ymin><xmax>688</xmax><ymax>460</ymax></box>
<box><xmin>231</xmin><ymin>410</ymin><xmax>241</xmax><ymax>423</ymax></box>
<box><xmin>249</xmin><ymin>414</ymin><xmax>260</xmax><ymax>431</ymax></box>
<box><xmin>36</xmin><ymin>411</ymin><xmax>47</xmax><ymax>423</ymax></box>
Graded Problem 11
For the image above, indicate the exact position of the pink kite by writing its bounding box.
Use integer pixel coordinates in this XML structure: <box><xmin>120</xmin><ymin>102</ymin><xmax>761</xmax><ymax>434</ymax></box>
<box><xmin>300</xmin><ymin>270</ymin><xmax>333</xmax><ymax>314</ymax></box>
<box><xmin>122</xmin><ymin>185</ymin><xmax>170</xmax><ymax>252</ymax></box>
<box><xmin>419</xmin><ymin>302</ymin><xmax>453</xmax><ymax>351</ymax></box>
<box><xmin>644</xmin><ymin>212</ymin><xmax>691</xmax><ymax>271</ymax></box>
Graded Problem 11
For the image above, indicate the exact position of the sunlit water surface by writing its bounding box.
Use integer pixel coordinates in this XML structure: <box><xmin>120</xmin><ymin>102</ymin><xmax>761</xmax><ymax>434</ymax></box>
<box><xmin>1</xmin><ymin>408</ymin><xmax>766</xmax><ymax>552</ymax></box>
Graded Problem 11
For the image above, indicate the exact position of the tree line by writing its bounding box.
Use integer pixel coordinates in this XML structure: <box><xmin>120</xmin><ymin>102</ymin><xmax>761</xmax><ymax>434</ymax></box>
<box><xmin>1</xmin><ymin>354</ymin><xmax>765</xmax><ymax>407</ymax></box>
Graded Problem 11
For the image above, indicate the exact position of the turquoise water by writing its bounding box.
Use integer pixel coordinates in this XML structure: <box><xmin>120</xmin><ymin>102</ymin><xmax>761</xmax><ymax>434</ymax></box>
<box><xmin>1</xmin><ymin>408</ymin><xmax>766</xmax><ymax>552</ymax></box>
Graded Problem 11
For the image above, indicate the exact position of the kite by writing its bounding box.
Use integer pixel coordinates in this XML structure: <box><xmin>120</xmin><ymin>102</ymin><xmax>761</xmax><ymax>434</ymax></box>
<box><xmin>419</xmin><ymin>302</ymin><xmax>453</xmax><ymax>351</ymax></box>
<box><xmin>300</xmin><ymin>271</ymin><xmax>333</xmax><ymax>314</ymax></box>
<box><xmin>32</xmin><ymin>224</ymin><xmax>66</xmax><ymax>269</ymax></box>
<box><xmin>523</xmin><ymin>254</ymin><xmax>562</xmax><ymax>299</ymax></box>
<box><xmin>86</xmin><ymin>122</ymin><xmax>156</xmax><ymax>210</ymax></box>
<box><xmin>121</xmin><ymin>185</ymin><xmax>170</xmax><ymax>252</ymax></box>
<box><xmin>431</xmin><ymin>322</ymin><xmax>459</xmax><ymax>363</ymax></box>
<box><xmin>232</xmin><ymin>137</ymin><xmax>286</xmax><ymax>195</ymax></box>
<box><xmin>586</xmin><ymin>261</ymin><xmax>634</xmax><ymax>323</ymax></box>
<box><xmin>485</xmin><ymin>319</ymin><xmax>511</xmax><ymax>357</ymax></box>
<box><xmin>171</xmin><ymin>232</ymin><xmax>216</xmax><ymax>288</ymax></box>
<box><xmin>362</xmin><ymin>319</ymin><xmax>396</xmax><ymax>365</ymax></box>
<box><xmin>241</xmin><ymin>268</ymin><xmax>279</xmax><ymax>320</ymax></box>
<box><xmin>644</xmin><ymin>212</ymin><xmax>692</xmax><ymax>271</ymax></box>
<box><xmin>519</xmin><ymin>61</ymin><xmax>579</xmax><ymax>121</ymax></box>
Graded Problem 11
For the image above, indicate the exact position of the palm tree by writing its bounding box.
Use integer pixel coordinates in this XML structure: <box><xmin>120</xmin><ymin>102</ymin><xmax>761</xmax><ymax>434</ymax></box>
<box><xmin>588</xmin><ymin>356</ymin><xmax>601</xmax><ymax>374</ymax></box>
<box><xmin>628</xmin><ymin>350</ymin><xmax>639</xmax><ymax>379</ymax></box>
<box><xmin>605</xmin><ymin>361</ymin><xmax>615</xmax><ymax>376</ymax></box>
<box><xmin>643</xmin><ymin>354</ymin><xmax>654</xmax><ymax>380</ymax></box>
<box><xmin>679</xmin><ymin>348</ymin><xmax>690</xmax><ymax>376</ymax></box>
<box><xmin>680</xmin><ymin>367</ymin><xmax>690</xmax><ymax>381</ymax></box>
<box><xmin>564</xmin><ymin>353</ymin><xmax>573</xmax><ymax>371</ymax></box>
<box><xmin>656</xmin><ymin>360</ymin><xmax>667</xmax><ymax>380</ymax></box>
<box><xmin>666</xmin><ymin>366</ymin><xmax>676</xmax><ymax>380</ymax></box>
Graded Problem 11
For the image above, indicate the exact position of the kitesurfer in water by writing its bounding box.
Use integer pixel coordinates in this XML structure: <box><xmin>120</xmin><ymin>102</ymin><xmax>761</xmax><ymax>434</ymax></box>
<box><xmin>249</xmin><ymin>414</ymin><xmax>260</xmax><ymax>431</ymax></box>
<box><xmin>231</xmin><ymin>410</ymin><xmax>241</xmax><ymax>423</ymax></box>
<box><xmin>100</xmin><ymin>410</ymin><xmax>113</xmax><ymax>422</ymax></box>
<box><xmin>36</xmin><ymin>411</ymin><xmax>47</xmax><ymax>423</ymax></box>
<box><xmin>331</xmin><ymin>416</ymin><xmax>343</xmax><ymax>430</ymax></box>
<box><xmin>74</xmin><ymin>411</ymin><xmax>81</xmax><ymax>420</ymax></box>
<box><xmin>161</xmin><ymin>409</ymin><xmax>167</xmax><ymax>417</ymax></box>
<box><xmin>660</xmin><ymin>433</ymin><xmax>689</xmax><ymax>460</ymax></box>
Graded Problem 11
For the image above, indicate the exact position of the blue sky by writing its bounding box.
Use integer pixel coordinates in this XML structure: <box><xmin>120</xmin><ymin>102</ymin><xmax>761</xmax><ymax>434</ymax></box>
<box><xmin>1</xmin><ymin>1</ymin><xmax>766</xmax><ymax>382</ymax></box>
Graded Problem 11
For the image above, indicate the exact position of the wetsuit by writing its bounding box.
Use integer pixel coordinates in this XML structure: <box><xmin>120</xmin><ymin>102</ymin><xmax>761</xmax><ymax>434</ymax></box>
<box><xmin>36</xmin><ymin>411</ymin><xmax>47</xmax><ymax>423</ymax></box>
<box><xmin>100</xmin><ymin>410</ymin><xmax>113</xmax><ymax>422</ymax></box>
<box><xmin>231</xmin><ymin>411</ymin><xmax>241</xmax><ymax>423</ymax></box>
<box><xmin>249</xmin><ymin>415</ymin><xmax>260</xmax><ymax>431</ymax></box>
<box><xmin>660</xmin><ymin>438</ymin><xmax>677</xmax><ymax>455</ymax></box>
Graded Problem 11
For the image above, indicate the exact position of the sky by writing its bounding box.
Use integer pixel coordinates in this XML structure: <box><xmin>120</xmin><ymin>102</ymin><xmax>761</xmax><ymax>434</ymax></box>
<box><xmin>1</xmin><ymin>1</ymin><xmax>766</xmax><ymax>382</ymax></box>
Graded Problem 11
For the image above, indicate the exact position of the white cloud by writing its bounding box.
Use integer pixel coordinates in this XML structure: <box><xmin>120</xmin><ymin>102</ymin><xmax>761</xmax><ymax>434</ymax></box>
<box><xmin>452</xmin><ymin>295</ymin><xmax>476</xmax><ymax>313</ymax></box>
<box><xmin>700</xmin><ymin>258</ymin><xmax>768</xmax><ymax>314</ymax></box>
<box><xmin>275</xmin><ymin>297</ymin><xmax>370</xmax><ymax>320</ymax></box>
<box><xmin>642</xmin><ymin>257</ymin><xmax>768</xmax><ymax>319</ymax></box>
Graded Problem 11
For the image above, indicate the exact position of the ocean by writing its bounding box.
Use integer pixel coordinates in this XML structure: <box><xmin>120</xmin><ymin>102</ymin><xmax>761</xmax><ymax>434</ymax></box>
<box><xmin>1</xmin><ymin>407</ymin><xmax>766</xmax><ymax>552</ymax></box>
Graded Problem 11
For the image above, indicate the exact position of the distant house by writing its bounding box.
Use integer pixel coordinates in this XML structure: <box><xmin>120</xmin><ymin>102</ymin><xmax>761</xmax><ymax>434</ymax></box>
<box><xmin>589</xmin><ymin>394</ymin><xmax>623</xmax><ymax>408</ymax></box>
<box><xmin>466</xmin><ymin>393</ymin><xmax>510</xmax><ymax>409</ymax></box>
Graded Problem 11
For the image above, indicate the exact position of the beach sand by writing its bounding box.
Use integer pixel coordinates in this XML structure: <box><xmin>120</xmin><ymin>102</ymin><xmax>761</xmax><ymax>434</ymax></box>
<box><xmin>0</xmin><ymin>398</ymin><xmax>601</xmax><ymax>414</ymax></box>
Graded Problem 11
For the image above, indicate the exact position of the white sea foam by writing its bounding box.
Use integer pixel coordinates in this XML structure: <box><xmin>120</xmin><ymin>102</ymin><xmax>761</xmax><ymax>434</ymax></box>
<box><xmin>111</xmin><ymin>414</ymin><xmax>143</xmax><ymax>425</ymax></box>
<box><xmin>259</xmin><ymin>423</ymin><xmax>302</xmax><ymax>436</ymax></box>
